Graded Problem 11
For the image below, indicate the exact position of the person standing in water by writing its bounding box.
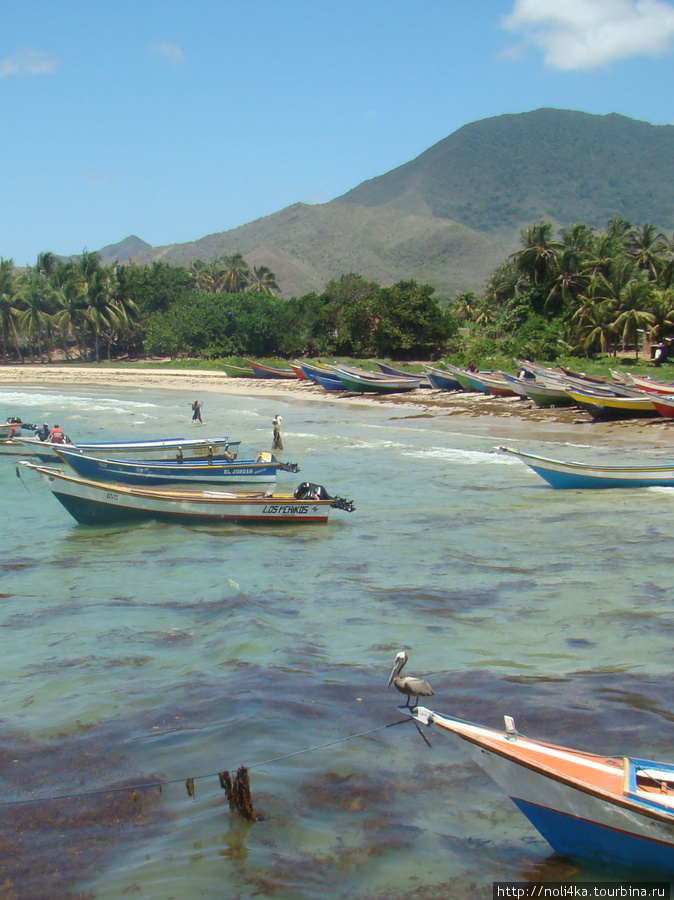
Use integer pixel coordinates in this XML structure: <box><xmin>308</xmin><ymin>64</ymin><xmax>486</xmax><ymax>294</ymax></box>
<box><xmin>272</xmin><ymin>414</ymin><xmax>283</xmax><ymax>450</ymax></box>
<box><xmin>191</xmin><ymin>400</ymin><xmax>202</xmax><ymax>423</ymax></box>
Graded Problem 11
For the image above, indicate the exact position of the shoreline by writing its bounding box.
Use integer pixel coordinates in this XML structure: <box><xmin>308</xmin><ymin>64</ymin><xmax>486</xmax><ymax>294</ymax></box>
<box><xmin>1</xmin><ymin>364</ymin><xmax>673</xmax><ymax>448</ymax></box>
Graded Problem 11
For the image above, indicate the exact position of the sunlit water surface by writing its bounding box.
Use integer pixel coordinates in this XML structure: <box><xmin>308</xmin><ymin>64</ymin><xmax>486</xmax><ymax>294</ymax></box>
<box><xmin>2</xmin><ymin>382</ymin><xmax>674</xmax><ymax>898</ymax></box>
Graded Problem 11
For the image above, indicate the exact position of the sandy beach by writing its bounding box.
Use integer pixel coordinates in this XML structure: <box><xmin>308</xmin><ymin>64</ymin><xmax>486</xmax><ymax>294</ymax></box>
<box><xmin>1</xmin><ymin>362</ymin><xmax>673</xmax><ymax>448</ymax></box>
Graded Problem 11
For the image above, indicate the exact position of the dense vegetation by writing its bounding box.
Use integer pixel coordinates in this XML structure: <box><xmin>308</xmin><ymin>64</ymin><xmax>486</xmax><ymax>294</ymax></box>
<box><xmin>451</xmin><ymin>216</ymin><xmax>674</xmax><ymax>363</ymax></box>
<box><xmin>341</xmin><ymin>110</ymin><xmax>674</xmax><ymax>236</ymax></box>
<box><xmin>4</xmin><ymin>213</ymin><xmax>674</xmax><ymax>368</ymax></box>
<box><xmin>0</xmin><ymin>252</ymin><xmax>455</xmax><ymax>363</ymax></box>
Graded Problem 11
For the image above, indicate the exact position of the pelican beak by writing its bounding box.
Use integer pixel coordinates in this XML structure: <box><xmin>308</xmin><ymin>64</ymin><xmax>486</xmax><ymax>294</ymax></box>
<box><xmin>387</xmin><ymin>657</ymin><xmax>404</xmax><ymax>686</ymax></box>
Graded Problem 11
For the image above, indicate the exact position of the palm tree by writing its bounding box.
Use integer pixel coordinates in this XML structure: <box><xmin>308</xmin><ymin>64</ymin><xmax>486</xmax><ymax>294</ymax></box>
<box><xmin>51</xmin><ymin>272</ymin><xmax>89</xmax><ymax>359</ymax></box>
<box><xmin>647</xmin><ymin>288</ymin><xmax>674</xmax><ymax>345</ymax></box>
<box><xmin>511</xmin><ymin>221</ymin><xmax>563</xmax><ymax>286</ymax></box>
<box><xmin>85</xmin><ymin>266</ymin><xmax>116</xmax><ymax>362</ymax></box>
<box><xmin>545</xmin><ymin>247</ymin><xmax>588</xmax><ymax>316</ymax></box>
<box><xmin>248</xmin><ymin>265</ymin><xmax>279</xmax><ymax>296</ymax></box>
<box><xmin>0</xmin><ymin>258</ymin><xmax>21</xmax><ymax>360</ymax></box>
<box><xmin>608</xmin><ymin>279</ymin><xmax>654</xmax><ymax>356</ymax></box>
<box><xmin>14</xmin><ymin>270</ymin><xmax>55</xmax><ymax>361</ymax></box>
<box><xmin>190</xmin><ymin>259</ymin><xmax>227</xmax><ymax>293</ymax></box>
<box><xmin>572</xmin><ymin>291</ymin><xmax>616</xmax><ymax>355</ymax></box>
<box><xmin>626</xmin><ymin>223</ymin><xmax>668</xmax><ymax>281</ymax></box>
<box><xmin>222</xmin><ymin>253</ymin><xmax>250</xmax><ymax>294</ymax></box>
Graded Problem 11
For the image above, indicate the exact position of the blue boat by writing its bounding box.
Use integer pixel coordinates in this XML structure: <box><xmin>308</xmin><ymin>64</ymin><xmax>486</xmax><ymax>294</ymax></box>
<box><xmin>500</xmin><ymin>445</ymin><xmax>674</xmax><ymax>489</ymax></box>
<box><xmin>52</xmin><ymin>446</ymin><xmax>299</xmax><ymax>487</ymax></box>
<box><xmin>424</xmin><ymin>365</ymin><xmax>461</xmax><ymax>391</ymax></box>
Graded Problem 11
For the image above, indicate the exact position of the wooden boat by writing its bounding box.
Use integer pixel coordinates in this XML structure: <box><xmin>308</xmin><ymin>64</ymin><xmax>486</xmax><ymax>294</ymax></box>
<box><xmin>618</xmin><ymin>371</ymin><xmax>674</xmax><ymax>395</ymax></box>
<box><xmin>309</xmin><ymin>369</ymin><xmax>347</xmax><ymax>391</ymax></box>
<box><xmin>375</xmin><ymin>362</ymin><xmax>431</xmax><ymax>387</ymax></box>
<box><xmin>246</xmin><ymin>359</ymin><xmax>297</xmax><ymax>380</ymax></box>
<box><xmin>52</xmin><ymin>446</ymin><xmax>298</xmax><ymax>487</ymax></box>
<box><xmin>424</xmin><ymin>365</ymin><xmax>461</xmax><ymax>391</ymax></box>
<box><xmin>467</xmin><ymin>371</ymin><xmax>518</xmax><ymax>397</ymax></box>
<box><xmin>649</xmin><ymin>394</ymin><xmax>674</xmax><ymax>418</ymax></box>
<box><xmin>19</xmin><ymin>463</ymin><xmax>354</xmax><ymax>526</ymax></box>
<box><xmin>500</xmin><ymin>445</ymin><xmax>674</xmax><ymax>489</ymax></box>
<box><xmin>409</xmin><ymin>703</ymin><xmax>674</xmax><ymax>873</ymax></box>
<box><xmin>565</xmin><ymin>388</ymin><xmax>658</xmax><ymax>420</ymax></box>
<box><xmin>513</xmin><ymin>379</ymin><xmax>576</xmax><ymax>407</ymax></box>
<box><xmin>440</xmin><ymin>364</ymin><xmax>486</xmax><ymax>393</ymax></box>
<box><xmin>0</xmin><ymin>439</ymin><xmax>34</xmax><ymax>455</ymax></box>
<box><xmin>19</xmin><ymin>435</ymin><xmax>241</xmax><ymax>462</ymax></box>
<box><xmin>330</xmin><ymin>366</ymin><xmax>420</xmax><ymax>394</ymax></box>
<box><xmin>221</xmin><ymin>363</ymin><xmax>253</xmax><ymax>378</ymax></box>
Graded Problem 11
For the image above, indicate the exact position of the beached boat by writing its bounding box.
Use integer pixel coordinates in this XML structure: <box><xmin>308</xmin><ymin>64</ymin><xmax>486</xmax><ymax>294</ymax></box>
<box><xmin>512</xmin><ymin>379</ymin><xmax>576</xmax><ymax>407</ymax></box>
<box><xmin>649</xmin><ymin>394</ymin><xmax>674</xmax><ymax>418</ymax></box>
<box><xmin>440</xmin><ymin>364</ymin><xmax>487</xmax><ymax>393</ymax></box>
<box><xmin>408</xmin><ymin>703</ymin><xmax>674</xmax><ymax>873</ymax></box>
<box><xmin>564</xmin><ymin>388</ymin><xmax>658</xmax><ymax>420</ymax></box>
<box><xmin>246</xmin><ymin>360</ymin><xmax>297</xmax><ymax>380</ymax></box>
<box><xmin>618</xmin><ymin>371</ymin><xmax>674</xmax><ymax>395</ymax></box>
<box><xmin>424</xmin><ymin>365</ymin><xmax>462</xmax><ymax>391</ymax></box>
<box><xmin>221</xmin><ymin>363</ymin><xmax>253</xmax><ymax>378</ymax></box>
<box><xmin>19</xmin><ymin>463</ymin><xmax>354</xmax><ymax>526</ymax></box>
<box><xmin>53</xmin><ymin>446</ymin><xmax>298</xmax><ymax>487</ymax></box>
<box><xmin>330</xmin><ymin>366</ymin><xmax>420</xmax><ymax>394</ymax></box>
<box><xmin>19</xmin><ymin>435</ymin><xmax>242</xmax><ymax>462</ymax></box>
<box><xmin>375</xmin><ymin>362</ymin><xmax>431</xmax><ymax>387</ymax></box>
<box><xmin>500</xmin><ymin>445</ymin><xmax>674</xmax><ymax>489</ymax></box>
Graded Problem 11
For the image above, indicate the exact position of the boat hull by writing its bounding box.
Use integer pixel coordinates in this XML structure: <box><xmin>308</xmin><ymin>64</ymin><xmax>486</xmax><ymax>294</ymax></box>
<box><xmin>469</xmin><ymin>743</ymin><xmax>674</xmax><ymax>871</ymax></box>
<box><xmin>411</xmin><ymin>706</ymin><xmax>674</xmax><ymax>874</ymax></box>
<box><xmin>500</xmin><ymin>446</ymin><xmax>674</xmax><ymax>489</ymax></box>
<box><xmin>424</xmin><ymin>366</ymin><xmax>461</xmax><ymax>391</ymax></box>
<box><xmin>27</xmin><ymin>466</ymin><xmax>335</xmax><ymax>526</ymax></box>
<box><xmin>54</xmin><ymin>448</ymin><xmax>283</xmax><ymax>486</ymax></box>
<box><xmin>20</xmin><ymin>436</ymin><xmax>241</xmax><ymax>462</ymax></box>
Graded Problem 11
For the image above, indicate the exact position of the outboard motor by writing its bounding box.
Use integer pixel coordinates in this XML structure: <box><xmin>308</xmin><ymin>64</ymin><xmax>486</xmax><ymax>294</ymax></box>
<box><xmin>293</xmin><ymin>482</ymin><xmax>355</xmax><ymax>512</ymax></box>
<box><xmin>293</xmin><ymin>482</ymin><xmax>332</xmax><ymax>501</ymax></box>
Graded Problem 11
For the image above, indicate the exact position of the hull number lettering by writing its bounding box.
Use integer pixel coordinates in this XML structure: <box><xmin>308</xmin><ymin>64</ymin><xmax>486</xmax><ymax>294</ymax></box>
<box><xmin>263</xmin><ymin>504</ymin><xmax>310</xmax><ymax>515</ymax></box>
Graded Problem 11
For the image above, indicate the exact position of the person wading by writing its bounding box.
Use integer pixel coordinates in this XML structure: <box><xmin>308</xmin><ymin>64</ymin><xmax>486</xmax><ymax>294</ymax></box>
<box><xmin>272</xmin><ymin>414</ymin><xmax>283</xmax><ymax>450</ymax></box>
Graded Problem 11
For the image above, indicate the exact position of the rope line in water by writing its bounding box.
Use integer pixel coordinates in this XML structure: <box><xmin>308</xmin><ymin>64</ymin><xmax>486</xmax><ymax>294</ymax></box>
<box><xmin>0</xmin><ymin>717</ymin><xmax>411</xmax><ymax>808</ymax></box>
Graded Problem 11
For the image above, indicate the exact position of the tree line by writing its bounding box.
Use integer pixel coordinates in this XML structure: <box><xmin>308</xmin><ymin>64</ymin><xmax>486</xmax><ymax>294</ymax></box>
<box><xmin>453</xmin><ymin>216</ymin><xmax>674</xmax><ymax>360</ymax></box>
<box><xmin>0</xmin><ymin>252</ymin><xmax>456</xmax><ymax>362</ymax></box>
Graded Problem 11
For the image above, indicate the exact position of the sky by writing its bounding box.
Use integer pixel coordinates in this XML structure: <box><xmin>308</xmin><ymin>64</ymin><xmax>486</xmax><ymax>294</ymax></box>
<box><xmin>5</xmin><ymin>0</ymin><xmax>674</xmax><ymax>266</ymax></box>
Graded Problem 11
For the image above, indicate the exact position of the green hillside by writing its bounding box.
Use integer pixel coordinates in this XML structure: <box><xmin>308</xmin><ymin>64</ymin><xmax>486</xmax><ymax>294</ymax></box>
<box><xmin>131</xmin><ymin>109</ymin><xmax>674</xmax><ymax>298</ymax></box>
<box><xmin>340</xmin><ymin>108</ymin><xmax>674</xmax><ymax>237</ymax></box>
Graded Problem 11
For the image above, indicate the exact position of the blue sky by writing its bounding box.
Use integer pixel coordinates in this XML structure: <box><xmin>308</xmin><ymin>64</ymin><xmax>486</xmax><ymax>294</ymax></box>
<box><xmin>4</xmin><ymin>0</ymin><xmax>674</xmax><ymax>266</ymax></box>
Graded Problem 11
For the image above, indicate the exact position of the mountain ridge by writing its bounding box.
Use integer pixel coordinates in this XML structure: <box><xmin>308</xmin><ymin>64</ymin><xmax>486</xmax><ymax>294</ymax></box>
<box><xmin>112</xmin><ymin>108</ymin><xmax>674</xmax><ymax>297</ymax></box>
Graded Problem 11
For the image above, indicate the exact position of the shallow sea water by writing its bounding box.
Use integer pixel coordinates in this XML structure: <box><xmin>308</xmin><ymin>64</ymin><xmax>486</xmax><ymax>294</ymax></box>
<box><xmin>2</xmin><ymin>382</ymin><xmax>674</xmax><ymax>898</ymax></box>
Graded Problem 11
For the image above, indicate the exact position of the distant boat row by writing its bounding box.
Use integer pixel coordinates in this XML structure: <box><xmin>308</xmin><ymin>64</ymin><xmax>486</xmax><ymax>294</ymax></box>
<box><xmin>225</xmin><ymin>359</ymin><xmax>429</xmax><ymax>394</ymax></box>
<box><xmin>230</xmin><ymin>357</ymin><xmax>674</xmax><ymax>412</ymax></box>
<box><xmin>423</xmin><ymin>359</ymin><xmax>674</xmax><ymax>421</ymax></box>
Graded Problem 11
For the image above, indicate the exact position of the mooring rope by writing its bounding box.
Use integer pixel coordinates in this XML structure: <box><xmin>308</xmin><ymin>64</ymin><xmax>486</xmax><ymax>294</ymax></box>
<box><xmin>0</xmin><ymin>717</ymin><xmax>412</xmax><ymax>808</ymax></box>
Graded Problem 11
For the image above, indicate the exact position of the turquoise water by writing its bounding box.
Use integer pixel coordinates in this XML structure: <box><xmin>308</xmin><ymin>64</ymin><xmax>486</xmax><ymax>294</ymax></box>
<box><xmin>2</xmin><ymin>382</ymin><xmax>674</xmax><ymax>898</ymax></box>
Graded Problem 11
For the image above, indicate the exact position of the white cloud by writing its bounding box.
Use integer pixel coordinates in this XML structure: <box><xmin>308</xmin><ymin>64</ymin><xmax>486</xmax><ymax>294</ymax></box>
<box><xmin>502</xmin><ymin>0</ymin><xmax>674</xmax><ymax>69</ymax></box>
<box><xmin>149</xmin><ymin>41</ymin><xmax>184</xmax><ymax>65</ymax></box>
<box><xmin>0</xmin><ymin>47</ymin><xmax>58</xmax><ymax>78</ymax></box>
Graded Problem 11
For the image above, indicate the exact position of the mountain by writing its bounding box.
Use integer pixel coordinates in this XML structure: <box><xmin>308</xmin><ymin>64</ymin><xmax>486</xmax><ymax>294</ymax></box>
<box><xmin>339</xmin><ymin>108</ymin><xmax>674</xmax><ymax>238</ymax></box>
<box><xmin>130</xmin><ymin>109</ymin><xmax>674</xmax><ymax>298</ymax></box>
<box><xmin>96</xmin><ymin>235</ymin><xmax>151</xmax><ymax>265</ymax></box>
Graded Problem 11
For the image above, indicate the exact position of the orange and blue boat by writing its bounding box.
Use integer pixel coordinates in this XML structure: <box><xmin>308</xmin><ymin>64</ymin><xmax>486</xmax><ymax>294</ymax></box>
<box><xmin>409</xmin><ymin>703</ymin><xmax>674</xmax><ymax>873</ymax></box>
<box><xmin>246</xmin><ymin>359</ymin><xmax>297</xmax><ymax>379</ymax></box>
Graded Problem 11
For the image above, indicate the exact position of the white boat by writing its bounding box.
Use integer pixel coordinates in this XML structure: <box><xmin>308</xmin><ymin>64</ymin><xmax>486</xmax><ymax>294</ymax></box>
<box><xmin>19</xmin><ymin>463</ymin><xmax>354</xmax><ymax>526</ymax></box>
<box><xmin>499</xmin><ymin>445</ymin><xmax>674</xmax><ymax>488</ymax></box>
<box><xmin>19</xmin><ymin>435</ymin><xmax>241</xmax><ymax>462</ymax></box>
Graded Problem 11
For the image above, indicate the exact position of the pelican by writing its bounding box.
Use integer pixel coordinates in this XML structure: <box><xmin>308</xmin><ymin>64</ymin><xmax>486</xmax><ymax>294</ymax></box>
<box><xmin>387</xmin><ymin>651</ymin><xmax>434</xmax><ymax>708</ymax></box>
